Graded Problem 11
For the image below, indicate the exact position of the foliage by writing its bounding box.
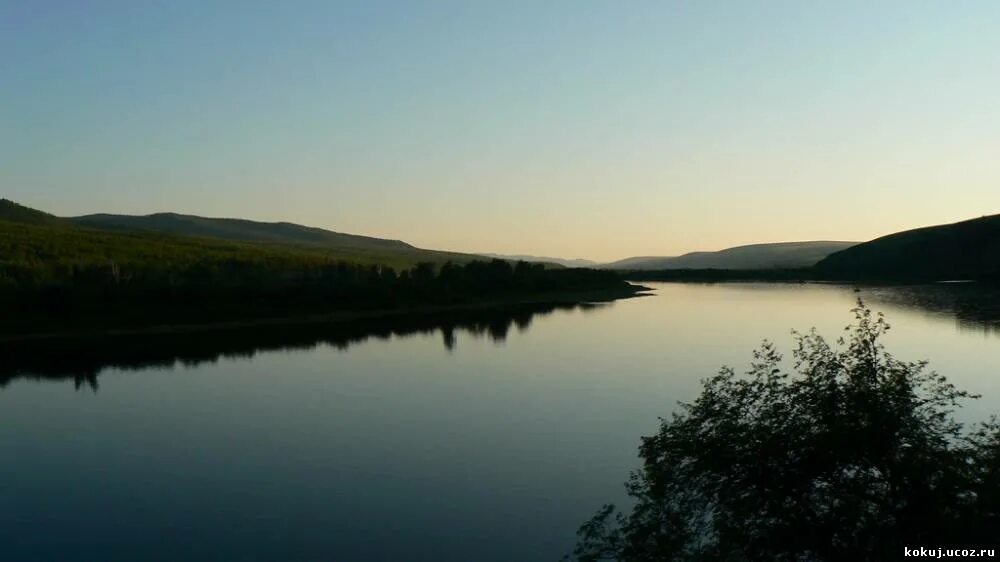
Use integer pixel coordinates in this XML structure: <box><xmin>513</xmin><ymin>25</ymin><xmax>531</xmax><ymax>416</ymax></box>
<box><xmin>570</xmin><ymin>303</ymin><xmax>1000</xmax><ymax>561</ymax></box>
<box><xmin>0</xmin><ymin>219</ymin><xmax>630</xmax><ymax>334</ymax></box>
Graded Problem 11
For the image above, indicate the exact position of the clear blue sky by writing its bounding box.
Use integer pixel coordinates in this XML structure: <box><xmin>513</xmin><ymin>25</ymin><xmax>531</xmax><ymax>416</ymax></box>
<box><xmin>3</xmin><ymin>1</ymin><xmax>999</xmax><ymax>260</ymax></box>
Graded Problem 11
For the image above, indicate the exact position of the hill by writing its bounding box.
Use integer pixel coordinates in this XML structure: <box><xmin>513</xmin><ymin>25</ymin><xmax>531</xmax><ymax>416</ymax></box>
<box><xmin>478</xmin><ymin>253</ymin><xmax>598</xmax><ymax>268</ymax></box>
<box><xmin>71</xmin><ymin>212</ymin><xmax>413</xmax><ymax>250</ymax></box>
<box><xmin>70</xmin><ymin>212</ymin><xmax>478</xmax><ymax>267</ymax></box>
<box><xmin>0</xmin><ymin>202</ymin><xmax>638</xmax><ymax>336</ymax></box>
<box><xmin>814</xmin><ymin>215</ymin><xmax>1000</xmax><ymax>281</ymax></box>
<box><xmin>604</xmin><ymin>241</ymin><xmax>857</xmax><ymax>270</ymax></box>
<box><xmin>0</xmin><ymin>199</ymin><xmax>62</xmax><ymax>225</ymax></box>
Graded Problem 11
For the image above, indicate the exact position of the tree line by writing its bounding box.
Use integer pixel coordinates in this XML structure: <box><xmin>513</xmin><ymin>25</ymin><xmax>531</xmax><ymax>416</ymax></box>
<box><xmin>0</xmin><ymin>221</ymin><xmax>631</xmax><ymax>333</ymax></box>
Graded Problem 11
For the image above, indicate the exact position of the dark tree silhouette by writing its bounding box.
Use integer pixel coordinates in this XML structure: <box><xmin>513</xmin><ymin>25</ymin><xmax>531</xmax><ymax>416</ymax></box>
<box><xmin>570</xmin><ymin>302</ymin><xmax>1000</xmax><ymax>561</ymax></box>
<box><xmin>0</xmin><ymin>221</ymin><xmax>635</xmax><ymax>335</ymax></box>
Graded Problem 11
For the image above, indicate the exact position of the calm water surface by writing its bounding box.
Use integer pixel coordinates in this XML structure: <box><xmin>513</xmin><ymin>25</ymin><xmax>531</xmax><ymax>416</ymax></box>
<box><xmin>3</xmin><ymin>283</ymin><xmax>1000</xmax><ymax>561</ymax></box>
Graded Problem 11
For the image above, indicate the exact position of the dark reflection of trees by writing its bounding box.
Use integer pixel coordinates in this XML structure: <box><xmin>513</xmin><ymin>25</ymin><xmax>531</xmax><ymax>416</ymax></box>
<box><xmin>852</xmin><ymin>283</ymin><xmax>1000</xmax><ymax>336</ymax></box>
<box><xmin>0</xmin><ymin>302</ymin><xmax>608</xmax><ymax>391</ymax></box>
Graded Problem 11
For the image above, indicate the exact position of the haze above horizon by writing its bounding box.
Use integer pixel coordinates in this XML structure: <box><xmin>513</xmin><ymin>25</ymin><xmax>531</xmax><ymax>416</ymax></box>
<box><xmin>4</xmin><ymin>1</ymin><xmax>1000</xmax><ymax>261</ymax></box>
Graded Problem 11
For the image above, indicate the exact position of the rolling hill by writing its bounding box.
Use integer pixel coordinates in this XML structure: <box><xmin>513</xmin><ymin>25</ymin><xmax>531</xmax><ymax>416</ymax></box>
<box><xmin>0</xmin><ymin>201</ymin><xmax>636</xmax><ymax>336</ymax></box>
<box><xmin>71</xmin><ymin>212</ymin><xmax>415</xmax><ymax>252</ymax></box>
<box><xmin>0</xmin><ymin>199</ymin><xmax>62</xmax><ymax>225</ymax></box>
<box><xmin>0</xmin><ymin>200</ymin><xmax>483</xmax><ymax>269</ymax></box>
<box><xmin>603</xmin><ymin>241</ymin><xmax>858</xmax><ymax>271</ymax></box>
<box><xmin>814</xmin><ymin>215</ymin><xmax>1000</xmax><ymax>281</ymax></box>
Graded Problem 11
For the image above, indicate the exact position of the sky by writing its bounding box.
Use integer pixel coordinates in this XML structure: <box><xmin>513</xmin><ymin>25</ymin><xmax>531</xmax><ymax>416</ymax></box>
<box><xmin>3</xmin><ymin>1</ymin><xmax>1000</xmax><ymax>261</ymax></box>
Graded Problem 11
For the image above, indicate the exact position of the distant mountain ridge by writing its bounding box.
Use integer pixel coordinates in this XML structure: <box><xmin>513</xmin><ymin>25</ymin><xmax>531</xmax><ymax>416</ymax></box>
<box><xmin>604</xmin><ymin>241</ymin><xmax>858</xmax><ymax>270</ymax></box>
<box><xmin>478</xmin><ymin>253</ymin><xmax>599</xmax><ymax>268</ymax></box>
<box><xmin>10</xmin><ymin>198</ymin><xmax>1000</xmax><ymax>281</ymax></box>
<box><xmin>815</xmin><ymin>214</ymin><xmax>1000</xmax><ymax>280</ymax></box>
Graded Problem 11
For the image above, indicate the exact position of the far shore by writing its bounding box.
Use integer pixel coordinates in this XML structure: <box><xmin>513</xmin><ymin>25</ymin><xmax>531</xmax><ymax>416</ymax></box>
<box><xmin>621</xmin><ymin>269</ymin><xmax>999</xmax><ymax>285</ymax></box>
<box><xmin>2</xmin><ymin>284</ymin><xmax>651</xmax><ymax>344</ymax></box>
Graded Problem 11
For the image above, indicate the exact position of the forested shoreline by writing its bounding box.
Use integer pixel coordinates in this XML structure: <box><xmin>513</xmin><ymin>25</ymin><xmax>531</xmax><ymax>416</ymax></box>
<box><xmin>0</xmin><ymin>219</ymin><xmax>639</xmax><ymax>336</ymax></box>
<box><xmin>10</xmin><ymin>193</ymin><xmax>999</xmax><ymax>339</ymax></box>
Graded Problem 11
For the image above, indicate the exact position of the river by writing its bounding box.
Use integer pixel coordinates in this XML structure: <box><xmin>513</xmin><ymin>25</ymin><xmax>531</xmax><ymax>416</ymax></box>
<box><xmin>3</xmin><ymin>282</ymin><xmax>999</xmax><ymax>561</ymax></box>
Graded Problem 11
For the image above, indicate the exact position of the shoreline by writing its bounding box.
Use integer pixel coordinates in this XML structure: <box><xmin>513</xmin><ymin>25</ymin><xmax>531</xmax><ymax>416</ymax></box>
<box><xmin>1</xmin><ymin>284</ymin><xmax>652</xmax><ymax>344</ymax></box>
<box><xmin>622</xmin><ymin>274</ymin><xmax>997</xmax><ymax>287</ymax></box>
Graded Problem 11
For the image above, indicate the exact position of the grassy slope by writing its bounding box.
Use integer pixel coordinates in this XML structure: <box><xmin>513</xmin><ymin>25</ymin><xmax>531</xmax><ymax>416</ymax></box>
<box><xmin>604</xmin><ymin>241</ymin><xmax>858</xmax><ymax>270</ymax></box>
<box><xmin>0</xmin><ymin>219</ymin><xmax>335</xmax><ymax>271</ymax></box>
<box><xmin>0</xmin><ymin>200</ymin><xmax>430</xmax><ymax>272</ymax></box>
<box><xmin>69</xmin><ymin>211</ymin><xmax>481</xmax><ymax>267</ymax></box>
<box><xmin>71</xmin><ymin>212</ymin><xmax>412</xmax><ymax>250</ymax></box>
<box><xmin>0</xmin><ymin>218</ymin><xmax>489</xmax><ymax>275</ymax></box>
<box><xmin>0</xmin><ymin>199</ymin><xmax>63</xmax><ymax>225</ymax></box>
<box><xmin>0</xmin><ymin>200</ymin><xmax>479</xmax><ymax>269</ymax></box>
<box><xmin>815</xmin><ymin>214</ymin><xmax>1000</xmax><ymax>280</ymax></box>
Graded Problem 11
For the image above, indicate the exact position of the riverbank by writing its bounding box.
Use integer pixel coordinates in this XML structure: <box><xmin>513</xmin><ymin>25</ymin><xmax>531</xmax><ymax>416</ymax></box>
<box><xmin>621</xmin><ymin>268</ymin><xmax>1000</xmax><ymax>285</ymax></box>
<box><xmin>1</xmin><ymin>283</ymin><xmax>650</xmax><ymax>344</ymax></box>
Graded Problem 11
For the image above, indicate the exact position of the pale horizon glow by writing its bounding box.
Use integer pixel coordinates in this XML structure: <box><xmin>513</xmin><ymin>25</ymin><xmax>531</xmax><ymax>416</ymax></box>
<box><xmin>4</xmin><ymin>1</ymin><xmax>1000</xmax><ymax>261</ymax></box>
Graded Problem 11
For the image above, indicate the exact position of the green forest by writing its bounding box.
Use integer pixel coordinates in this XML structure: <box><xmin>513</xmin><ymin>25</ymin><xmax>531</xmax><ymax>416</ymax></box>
<box><xmin>0</xmin><ymin>200</ymin><xmax>636</xmax><ymax>335</ymax></box>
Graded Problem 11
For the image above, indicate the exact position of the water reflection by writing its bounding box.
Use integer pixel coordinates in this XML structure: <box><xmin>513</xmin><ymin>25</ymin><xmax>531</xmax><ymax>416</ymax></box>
<box><xmin>5</xmin><ymin>282</ymin><xmax>1000</xmax><ymax>392</ymax></box>
<box><xmin>854</xmin><ymin>282</ymin><xmax>1000</xmax><ymax>336</ymax></box>
<box><xmin>0</xmin><ymin>302</ymin><xmax>607</xmax><ymax>390</ymax></box>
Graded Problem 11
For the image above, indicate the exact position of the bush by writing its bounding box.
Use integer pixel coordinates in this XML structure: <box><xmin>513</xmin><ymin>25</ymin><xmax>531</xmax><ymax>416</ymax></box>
<box><xmin>570</xmin><ymin>302</ymin><xmax>1000</xmax><ymax>561</ymax></box>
